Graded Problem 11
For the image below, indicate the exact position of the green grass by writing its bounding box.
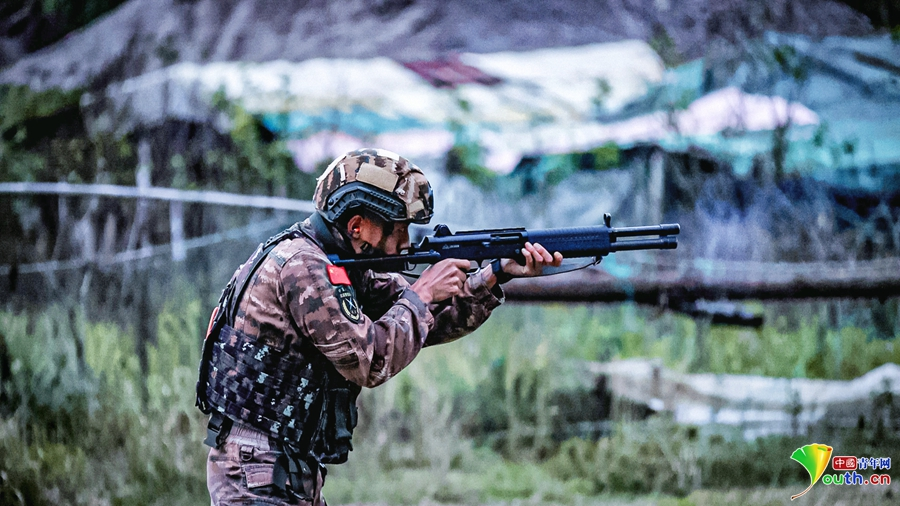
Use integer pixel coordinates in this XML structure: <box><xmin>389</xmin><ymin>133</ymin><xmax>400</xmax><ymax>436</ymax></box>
<box><xmin>0</xmin><ymin>296</ymin><xmax>897</xmax><ymax>504</ymax></box>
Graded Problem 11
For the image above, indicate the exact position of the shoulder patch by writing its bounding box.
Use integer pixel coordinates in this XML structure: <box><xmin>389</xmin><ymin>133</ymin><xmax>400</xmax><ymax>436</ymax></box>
<box><xmin>335</xmin><ymin>285</ymin><xmax>362</xmax><ymax>323</ymax></box>
<box><xmin>327</xmin><ymin>265</ymin><xmax>352</xmax><ymax>286</ymax></box>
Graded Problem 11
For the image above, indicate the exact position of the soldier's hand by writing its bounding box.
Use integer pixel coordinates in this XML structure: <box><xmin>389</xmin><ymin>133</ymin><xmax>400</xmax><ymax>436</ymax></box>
<box><xmin>500</xmin><ymin>242</ymin><xmax>563</xmax><ymax>278</ymax></box>
<box><xmin>411</xmin><ymin>258</ymin><xmax>469</xmax><ymax>304</ymax></box>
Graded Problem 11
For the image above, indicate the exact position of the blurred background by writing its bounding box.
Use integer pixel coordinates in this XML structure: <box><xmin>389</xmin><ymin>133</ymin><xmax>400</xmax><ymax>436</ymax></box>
<box><xmin>1</xmin><ymin>1</ymin><xmax>900</xmax><ymax>505</ymax></box>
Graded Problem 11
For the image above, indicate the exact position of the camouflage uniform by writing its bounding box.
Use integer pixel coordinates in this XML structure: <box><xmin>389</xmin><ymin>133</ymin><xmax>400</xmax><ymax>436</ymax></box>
<box><xmin>206</xmin><ymin>152</ymin><xmax>504</xmax><ymax>506</ymax></box>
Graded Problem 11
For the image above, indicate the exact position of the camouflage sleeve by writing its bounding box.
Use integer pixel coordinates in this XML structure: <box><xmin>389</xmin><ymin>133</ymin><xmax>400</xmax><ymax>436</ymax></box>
<box><xmin>352</xmin><ymin>269</ymin><xmax>410</xmax><ymax>320</ymax></box>
<box><xmin>283</xmin><ymin>249</ymin><xmax>435</xmax><ymax>388</ymax></box>
<box><xmin>424</xmin><ymin>268</ymin><xmax>504</xmax><ymax>347</ymax></box>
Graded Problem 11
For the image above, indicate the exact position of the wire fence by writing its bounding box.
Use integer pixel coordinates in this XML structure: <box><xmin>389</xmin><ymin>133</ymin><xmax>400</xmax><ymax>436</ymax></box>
<box><xmin>3</xmin><ymin>182</ymin><xmax>900</xmax><ymax>301</ymax></box>
<box><xmin>0</xmin><ymin>182</ymin><xmax>316</xmax><ymax>212</ymax></box>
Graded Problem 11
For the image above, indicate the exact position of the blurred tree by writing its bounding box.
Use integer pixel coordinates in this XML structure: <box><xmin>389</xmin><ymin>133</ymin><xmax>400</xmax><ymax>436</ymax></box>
<box><xmin>835</xmin><ymin>0</ymin><xmax>900</xmax><ymax>29</ymax></box>
<box><xmin>0</xmin><ymin>330</ymin><xmax>10</xmax><ymax>416</ymax></box>
<box><xmin>0</xmin><ymin>0</ymin><xmax>128</xmax><ymax>65</ymax></box>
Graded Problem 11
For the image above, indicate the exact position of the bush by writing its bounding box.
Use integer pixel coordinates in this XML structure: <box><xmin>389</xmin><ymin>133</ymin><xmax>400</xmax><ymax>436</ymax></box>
<box><xmin>545</xmin><ymin>415</ymin><xmax>900</xmax><ymax>497</ymax></box>
<box><xmin>0</xmin><ymin>301</ymin><xmax>209</xmax><ymax>505</ymax></box>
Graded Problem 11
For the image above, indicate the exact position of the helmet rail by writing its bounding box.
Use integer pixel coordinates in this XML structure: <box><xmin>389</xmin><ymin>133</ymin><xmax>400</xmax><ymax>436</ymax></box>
<box><xmin>314</xmin><ymin>148</ymin><xmax>434</xmax><ymax>225</ymax></box>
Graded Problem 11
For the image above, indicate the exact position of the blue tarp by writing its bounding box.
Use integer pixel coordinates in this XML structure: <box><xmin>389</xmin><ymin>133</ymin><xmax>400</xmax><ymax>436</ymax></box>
<box><xmin>260</xmin><ymin>105</ymin><xmax>426</xmax><ymax>138</ymax></box>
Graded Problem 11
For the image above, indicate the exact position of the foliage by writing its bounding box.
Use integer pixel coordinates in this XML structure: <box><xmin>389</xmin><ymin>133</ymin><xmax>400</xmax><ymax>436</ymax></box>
<box><xmin>834</xmin><ymin>0</ymin><xmax>900</xmax><ymax>30</ymax></box>
<box><xmin>0</xmin><ymin>83</ymin><xmax>317</xmax><ymax>273</ymax></box>
<box><xmin>445</xmin><ymin>141</ymin><xmax>497</xmax><ymax>190</ymax></box>
<box><xmin>547</xmin><ymin>417</ymin><xmax>900</xmax><ymax>498</ymax></box>
<box><xmin>443</xmin><ymin>94</ymin><xmax>499</xmax><ymax>190</ymax></box>
<box><xmin>1</xmin><ymin>0</ymin><xmax>129</xmax><ymax>55</ymax></box>
<box><xmin>508</xmin><ymin>143</ymin><xmax>622</xmax><ymax>197</ymax></box>
<box><xmin>649</xmin><ymin>25</ymin><xmax>683</xmax><ymax>68</ymax></box>
<box><xmin>209</xmin><ymin>90</ymin><xmax>316</xmax><ymax>198</ymax></box>
<box><xmin>0</xmin><ymin>84</ymin><xmax>314</xmax><ymax>195</ymax></box>
<box><xmin>771</xmin><ymin>45</ymin><xmax>809</xmax><ymax>83</ymax></box>
<box><xmin>0</xmin><ymin>294</ymin><xmax>209</xmax><ymax>505</ymax></box>
<box><xmin>0</xmin><ymin>294</ymin><xmax>897</xmax><ymax>504</ymax></box>
<box><xmin>591</xmin><ymin>78</ymin><xmax>613</xmax><ymax>112</ymax></box>
<box><xmin>7</xmin><ymin>90</ymin><xmax>134</xmax><ymax>186</ymax></box>
<box><xmin>0</xmin><ymin>85</ymin><xmax>96</xmax><ymax>184</ymax></box>
<box><xmin>589</xmin><ymin>143</ymin><xmax>622</xmax><ymax>171</ymax></box>
<box><xmin>545</xmin><ymin>145</ymin><xmax>622</xmax><ymax>185</ymax></box>
<box><xmin>332</xmin><ymin>300</ymin><xmax>898</xmax><ymax>503</ymax></box>
<box><xmin>0</xmin><ymin>85</ymin><xmax>82</xmax><ymax>136</ymax></box>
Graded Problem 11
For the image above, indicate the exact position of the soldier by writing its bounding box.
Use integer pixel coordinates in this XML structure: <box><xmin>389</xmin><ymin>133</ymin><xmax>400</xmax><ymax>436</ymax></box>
<box><xmin>198</xmin><ymin>148</ymin><xmax>562</xmax><ymax>505</ymax></box>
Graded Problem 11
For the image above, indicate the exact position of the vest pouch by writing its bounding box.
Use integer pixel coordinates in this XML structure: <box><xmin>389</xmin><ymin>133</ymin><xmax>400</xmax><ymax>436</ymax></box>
<box><xmin>313</xmin><ymin>385</ymin><xmax>359</xmax><ymax>464</ymax></box>
<box><xmin>207</xmin><ymin>324</ymin><xmax>326</xmax><ymax>443</ymax></box>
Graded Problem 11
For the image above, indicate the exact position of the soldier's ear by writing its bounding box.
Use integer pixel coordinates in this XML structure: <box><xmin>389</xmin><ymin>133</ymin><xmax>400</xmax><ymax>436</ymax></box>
<box><xmin>346</xmin><ymin>215</ymin><xmax>363</xmax><ymax>238</ymax></box>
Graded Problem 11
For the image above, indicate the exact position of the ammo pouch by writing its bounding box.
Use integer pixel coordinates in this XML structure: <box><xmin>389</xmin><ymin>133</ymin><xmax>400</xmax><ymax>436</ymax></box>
<box><xmin>269</xmin><ymin>372</ymin><xmax>360</xmax><ymax>501</ymax></box>
<box><xmin>205</xmin><ymin>323</ymin><xmax>327</xmax><ymax>443</ymax></box>
<box><xmin>312</xmin><ymin>380</ymin><xmax>360</xmax><ymax>464</ymax></box>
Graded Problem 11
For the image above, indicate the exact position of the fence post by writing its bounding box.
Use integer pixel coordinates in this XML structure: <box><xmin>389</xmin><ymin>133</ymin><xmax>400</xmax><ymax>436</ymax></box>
<box><xmin>691</xmin><ymin>317</ymin><xmax>711</xmax><ymax>371</ymax></box>
<box><xmin>170</xmin><ymin>200</ymin><xmax>185</xmax><ymax>261</ymax></box>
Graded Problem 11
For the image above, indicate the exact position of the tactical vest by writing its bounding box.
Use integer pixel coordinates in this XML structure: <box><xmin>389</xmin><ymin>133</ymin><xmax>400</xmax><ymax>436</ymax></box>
<box><xmin>196</xmin><ymin>224</ymin><xmax>360</xmax><ymax>466</ymax></box>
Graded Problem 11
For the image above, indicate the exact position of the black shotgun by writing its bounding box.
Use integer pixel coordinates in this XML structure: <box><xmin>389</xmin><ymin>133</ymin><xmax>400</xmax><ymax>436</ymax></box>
<box><xmin>329</xmin><ymin>213</ymin><xmax>679</xmax><ymax>273</ymax></box>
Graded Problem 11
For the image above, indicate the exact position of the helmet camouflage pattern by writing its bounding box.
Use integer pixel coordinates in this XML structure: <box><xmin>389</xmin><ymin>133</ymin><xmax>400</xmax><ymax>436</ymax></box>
<box><xmin>314</xmin><ymin>148</ymin><xmax>434</xmax><ymax>225</ymax></box>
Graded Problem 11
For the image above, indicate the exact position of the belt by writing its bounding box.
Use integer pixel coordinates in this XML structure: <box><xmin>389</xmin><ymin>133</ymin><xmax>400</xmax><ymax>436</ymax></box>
<box><xmin>225</xmin><ymin>421</ymin><xmax>276</xmax><ymax>451</ymax></box>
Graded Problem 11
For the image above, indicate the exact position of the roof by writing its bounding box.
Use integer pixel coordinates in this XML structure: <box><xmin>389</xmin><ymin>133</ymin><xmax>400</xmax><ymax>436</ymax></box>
<box><xmin>70</xmin><ymin>33</ymin><xmax>900</xmax><ymax>184</ymax></box>
<box><xmin>402</xmin><ymin>55</ymin><xmax>502</xmax><ymax>88</ymax></box>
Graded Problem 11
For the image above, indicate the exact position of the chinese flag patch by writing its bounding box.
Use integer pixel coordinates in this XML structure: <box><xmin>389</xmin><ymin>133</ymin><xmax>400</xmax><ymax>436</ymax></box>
<box><xmin>327</xmin><ymin>265</ymin><xmax>352</xmax><ymax>286</ymax></box>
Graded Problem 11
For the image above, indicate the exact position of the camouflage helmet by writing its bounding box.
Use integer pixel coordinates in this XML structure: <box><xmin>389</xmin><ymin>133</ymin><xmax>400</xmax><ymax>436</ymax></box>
<box><xmin>314</xmin><ymin>148</ymin><xmax>434</xmax><ymax>225</ymax></box>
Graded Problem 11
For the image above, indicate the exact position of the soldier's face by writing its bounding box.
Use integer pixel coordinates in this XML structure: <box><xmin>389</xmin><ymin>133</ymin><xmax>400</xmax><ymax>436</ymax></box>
<box><xmin>376</xmin><ymin>222</ymin><xmax>410</xmax><ymax>256</ymax></box>
<box><xmin>356</xmin><ymin>219</ymin><xmax>410</xmax><ymax>256</ymax></box>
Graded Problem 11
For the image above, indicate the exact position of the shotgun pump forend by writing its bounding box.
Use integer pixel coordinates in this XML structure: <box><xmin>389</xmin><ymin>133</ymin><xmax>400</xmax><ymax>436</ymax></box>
<box><xmin>329</xmin><ymin>213</ymin><xmax>679</xmax><ymax>273</ymax></box>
